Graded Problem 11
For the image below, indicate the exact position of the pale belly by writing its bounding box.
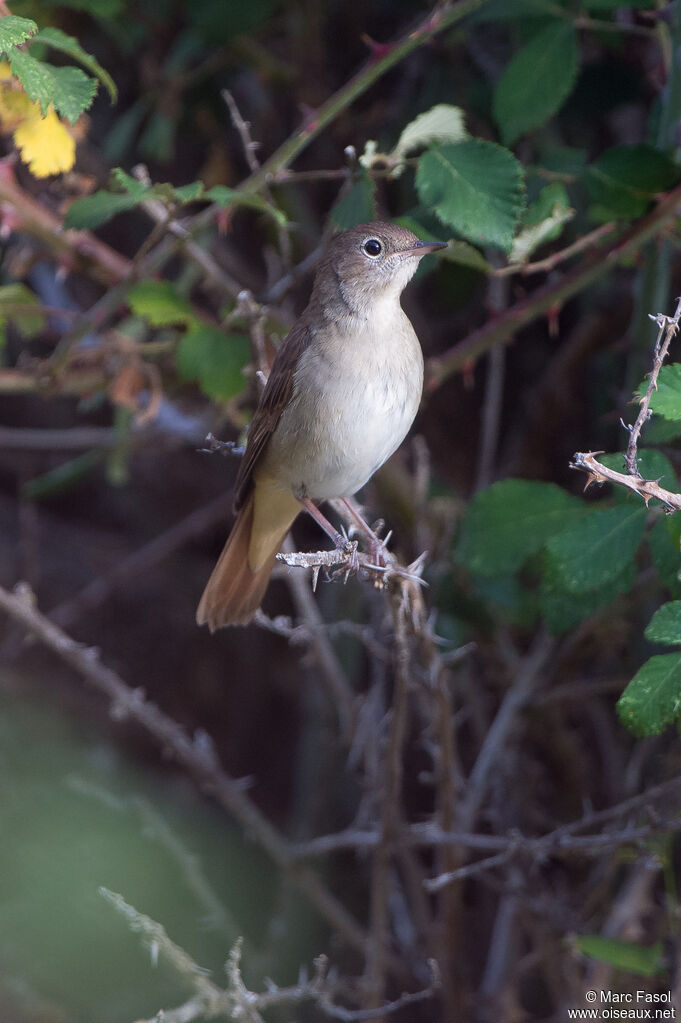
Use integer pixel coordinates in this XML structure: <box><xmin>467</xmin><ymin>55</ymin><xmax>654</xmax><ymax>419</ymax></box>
<box><xmin>260</xmin><ymin>324</ymin><xmax>424</xmax><ymax>500</ymax></box>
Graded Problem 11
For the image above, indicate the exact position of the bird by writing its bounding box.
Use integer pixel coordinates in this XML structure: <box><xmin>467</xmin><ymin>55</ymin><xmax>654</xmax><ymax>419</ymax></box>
<box><xmin>196</xmin><ymin>221</ymin><xmax>447</xmax><ymax>630</ymax></box>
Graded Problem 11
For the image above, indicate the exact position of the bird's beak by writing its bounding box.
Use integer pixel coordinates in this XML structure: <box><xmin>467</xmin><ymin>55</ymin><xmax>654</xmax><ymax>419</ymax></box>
<box><xmin>404</xmin><ymin>240</ymin><xmax>449</xmax><ymax>256</ymax></box>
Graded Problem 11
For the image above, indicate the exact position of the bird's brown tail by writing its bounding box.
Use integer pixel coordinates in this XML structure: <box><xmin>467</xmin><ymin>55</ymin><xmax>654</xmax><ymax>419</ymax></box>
<box><xmin>196</xmin><ymin>492</ymin><xmax>279</xmax><ymax>630</ymax></box>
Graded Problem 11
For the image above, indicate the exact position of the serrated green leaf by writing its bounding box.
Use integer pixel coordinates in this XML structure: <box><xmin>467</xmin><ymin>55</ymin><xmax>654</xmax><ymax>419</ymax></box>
<box><xmin>637</xmin><ymin>363</ymin><xmax>681</xmax><ymax>421</ymax></box>
<box><xmin>32</xmin><ymin>26</ymin><xmax>116</xmax><ymax>103</ymax></box>
<box><xmin>392</xmin><ymin>104</ymin><xmax>467</xmax><ymax>166</ymax></box>
<box><xmin>541</xmin><ymin>557</ymin><xmax>635</xmax><ymax>634</ymax></box>
<box><xmin>9</xmin><ymin>49</ymin><xmax>97</xmax><ymax>122</ymax></box>
<box><xmin>510</xmin><ymin>183</ymin><xmax>573</xmax><ymax>263</ymax></box>
<box><xmin>175</xmin><ymin>326</ymin><xmax>249</xmax><ymax>400</ymax></box>
<box><xmin>645</xmin><ymin>601</ymin><xmax>681</xmax><ymax>646</ymax></box>
<box><xmin>64</xmin><ymin>190</ymin><xmax>140</xmax><ymax>230</ymax></box>
<box><xmin>575</xmin><ymin>936</ymin><xmax>665</xmax><ymax>977</ymax></box>
<box><xmin>128</xmin><ymin>281</ymin><xmax>196</xmax><ymax>328</ymax></box>
<box><xmin>0</xmin><ymin>15</ymin><xmax>37</xmax><ymax>53</ymax></box>
<box><xmin>493</xmin><ymin>22</ymin><xmax>579</xmax><ymax>146</ymax></box>
<box><xmin>546</xmin><ymin>505</ymin><xmax>647</xmax><ymax>593</ymax></box>
<box><xmin>587</xmin><ymin>145</ymin><xmax>681</xmax><ymax>221</ymax></box>
<box><xmin>458</xmin><ymin>479</ymin><xmax>585</xmax><ymax>576</ymax></box>
<box><xmin>0</xmin><ymin>283</ymin><xmax>45</xmax><ymax>336</ymax></box>
<box><xmin>331</xmin><ymin>172</ymin><xmax>377</xmax><ymax>229</ymax></box>
<box><xmin>618</xmin><ymin>653</ymin><xmax>681</xmax><ymax>735</ymax></box>
<box><xmin>416</xmin><ymin>140</ymin><xmax>525</xmax><ymax>253</ymax></box>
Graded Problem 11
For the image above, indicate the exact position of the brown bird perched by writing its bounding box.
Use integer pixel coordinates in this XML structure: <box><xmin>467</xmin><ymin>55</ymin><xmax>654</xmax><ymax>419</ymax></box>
<box><xmin>197</xmin><ymin>221</ymin><xmax>447</xmax><ymax>630</ymax></box>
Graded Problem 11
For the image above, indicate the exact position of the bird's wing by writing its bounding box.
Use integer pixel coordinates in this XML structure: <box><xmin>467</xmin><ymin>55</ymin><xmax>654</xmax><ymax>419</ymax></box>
<box><xmin>233</xmin><ymin>319</ymin><xmax>312</xmax><ymax>510</ymax></box>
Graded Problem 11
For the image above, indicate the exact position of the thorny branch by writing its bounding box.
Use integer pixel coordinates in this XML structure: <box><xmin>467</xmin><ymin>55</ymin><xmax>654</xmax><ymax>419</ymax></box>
<box><xmin>571</xmin><ymin>296</ymin><xmax>681</xmax><ymax>503</ymax></box>
<box><xmin>99</xmin><ymin>888</ymin><xmax>440</xmax><ymax>1023</ymax></box>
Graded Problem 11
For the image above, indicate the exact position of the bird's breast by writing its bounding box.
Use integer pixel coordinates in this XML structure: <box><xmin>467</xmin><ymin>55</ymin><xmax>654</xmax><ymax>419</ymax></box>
<box><xmin>261</xmin><ymin>310</ymin><xmax>424</xmax><ymax>500</ymax></box>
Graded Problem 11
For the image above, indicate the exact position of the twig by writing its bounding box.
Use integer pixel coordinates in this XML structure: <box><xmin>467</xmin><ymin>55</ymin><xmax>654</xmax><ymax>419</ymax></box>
<box><xmin>49</xmin><ymin>493</ymin><xmax>235</xmax><ymax>628</ymax></box>
<box><xmin>99</xmin><ymin>888</ymin><xmax>221</xmax><ymax>1003</ymax></box>
<box><xmin>222</xmin><ymin>90</ymin><xmax>262</xmax><ymax>175</ymax></box>
<box><xmin>456</xmin><ymin>631</ymin><xmax>556</xmax><ymax>830</ymax></box>
<box><xmin>475</xmin><ymin>265</ymin><xmax>509</xmax><ymax>491</ymax></box>
<box><xmin>569</xmin><ymin>451</ymin><xmax>681</xmax><ymax>511</ymax></box>
<box><xmin>364</xmin><ymin>588</ymin><xmax>413</xmax><ymax>1007</ymax></box>
<box><xmin>0</xmin><ymin>582</ymin><xmax>370</xmax><ymax>957</ymax></box>
<box><xmin>624</xmin><ymin>296</ymin><xmax>681</xmax><ymax>474</ymax></box>
<box><xmin>492</xmin><ymin>222</ymin><xmax>616</xmax><ymax>278</ymax></box>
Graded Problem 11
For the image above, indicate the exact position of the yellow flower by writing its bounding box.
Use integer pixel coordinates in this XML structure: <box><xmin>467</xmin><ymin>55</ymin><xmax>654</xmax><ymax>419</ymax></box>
<box><xmin>0</xmin><ymin>65</ymin><xmax>78</xmax><ymax>178</ymax></box>
<box><xmin>13</xmin><ymin>105</ymin><xmax>75</xmax><ymax>178</ymax></box>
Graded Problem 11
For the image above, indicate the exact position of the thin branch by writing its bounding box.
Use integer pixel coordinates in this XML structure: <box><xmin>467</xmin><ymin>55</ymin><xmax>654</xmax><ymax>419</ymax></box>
<box><xmin>456</xmin><ymin>631</ymin><xmax>556</xmax><ymax>831</ymax></box>
<box><xmin>492</xmin><ymin>222</ymin><xmax>616</xmax><ymax>278</ymax></box>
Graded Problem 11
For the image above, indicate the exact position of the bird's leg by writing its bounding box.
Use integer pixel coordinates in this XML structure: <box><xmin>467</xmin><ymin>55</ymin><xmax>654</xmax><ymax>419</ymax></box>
<box><xmin>300</xmin><ymin>498</ymin><xmax>359</xmax><ymax>563</ymax></box>
<box><xmin>339</xmin><ymin>497</ymin><xmax>391</xmax><ymax>567</ymax></box>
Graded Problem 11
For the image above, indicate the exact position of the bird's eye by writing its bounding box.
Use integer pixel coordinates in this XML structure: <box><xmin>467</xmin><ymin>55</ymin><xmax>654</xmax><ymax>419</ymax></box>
<box><xmin>363</xmin><ymin>238</ymin><xmax>382</xmax><ymax>258</ymax></box>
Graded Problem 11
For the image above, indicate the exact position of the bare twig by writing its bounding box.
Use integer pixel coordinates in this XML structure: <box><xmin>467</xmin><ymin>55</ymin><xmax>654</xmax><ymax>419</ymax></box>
<box><xmin>624</xmin><ymin>296</ymin><xmax>681</xmax><ymax>474</ymax></box>
<box><xmin>493</xmin><ymin>222</ymin><xmax>617</xmax><ymax>278</ymax></box>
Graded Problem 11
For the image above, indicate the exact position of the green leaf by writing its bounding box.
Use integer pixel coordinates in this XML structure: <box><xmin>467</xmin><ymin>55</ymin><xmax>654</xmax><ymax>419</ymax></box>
<box><xmin>457</xmin><ymin>479</ymin><xmax>585</xmax><ymax>576</ymax></box>
<box><xmin>510</xmin><ymin>183</ymin><xmax>573</xmax><ymax>263</ymax></box>
<box><xmin>546</xmin><ymin>505</ymin><xmax>647</xmax><ymax>593</ymax></box>
<box><xmin>575</xmin><ymin>936</ymin><xmax>666</xmax><ymax>977</ymax></box>
<box><xmin>541</xmin><ymin>557</ymin><xmax>635</xmax><ymax>634</ymax></box>
<box><xmin>0</xmin><ymin>283</ymin><xmax>46</xmax><ymax>336</ymax></box>
<box><xmin>416</xmin><ymin>140</ymin><xmax>525</xmax><ymax>253</ymax></box>
<box><xmin>64</xmin><ymin>190</ymin><xmax>141</xmax><ymax>230</ymax></box>
<box><xmin>9</xmin><ymin>49</ymin><xmax>97</xmax><ymax>122</ymax></box>
<box><xmin>128</xmin><ymin>281</ymin><xmax>196</xmax><ymax>328</ymax></box>
<box><xmin>175</xmin><ymin>326</ymin><xmax>250</xmax><ymax>400</ymax></box>
<box><xmin>32</xmin><ymin>26</ymin><xmax>116</xmax><ymax>103</ymax></box>
<box><xmin>618</xmin><ymin>653</ymin><xmax>681</xmax><ymax>736</ymax></box>
<box><xmin>493</xmin><ymin>22</ymin><xmax>579</xmax><ymax>146</ymax></box>
<box><xmin>637</xmin><ymin>363</ymin><xmax>681</xmax><ymax>421</ymax></box>
<box><xmin>645</xmin><ymin>601</ymin><xmax>681</xmax><ymax>646</ymax></box>
<box><xmin>0</xmin><ymin>15</ymin><xmax>37</xmax><ymax>53</ymax></box>
<box><xmin>392</xmin><ymin>104</ymin><xmax>467</xmax><ymax>166</ymax></box>
<box><xmin>331</xmin><ymin>171</ymin><xmax>377</xmax><ymax>229</ymax></box>
<box><xmin>587</xmin><ymin>145</ymin><xmax>681</xmax><ymax>220</ymax></box>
